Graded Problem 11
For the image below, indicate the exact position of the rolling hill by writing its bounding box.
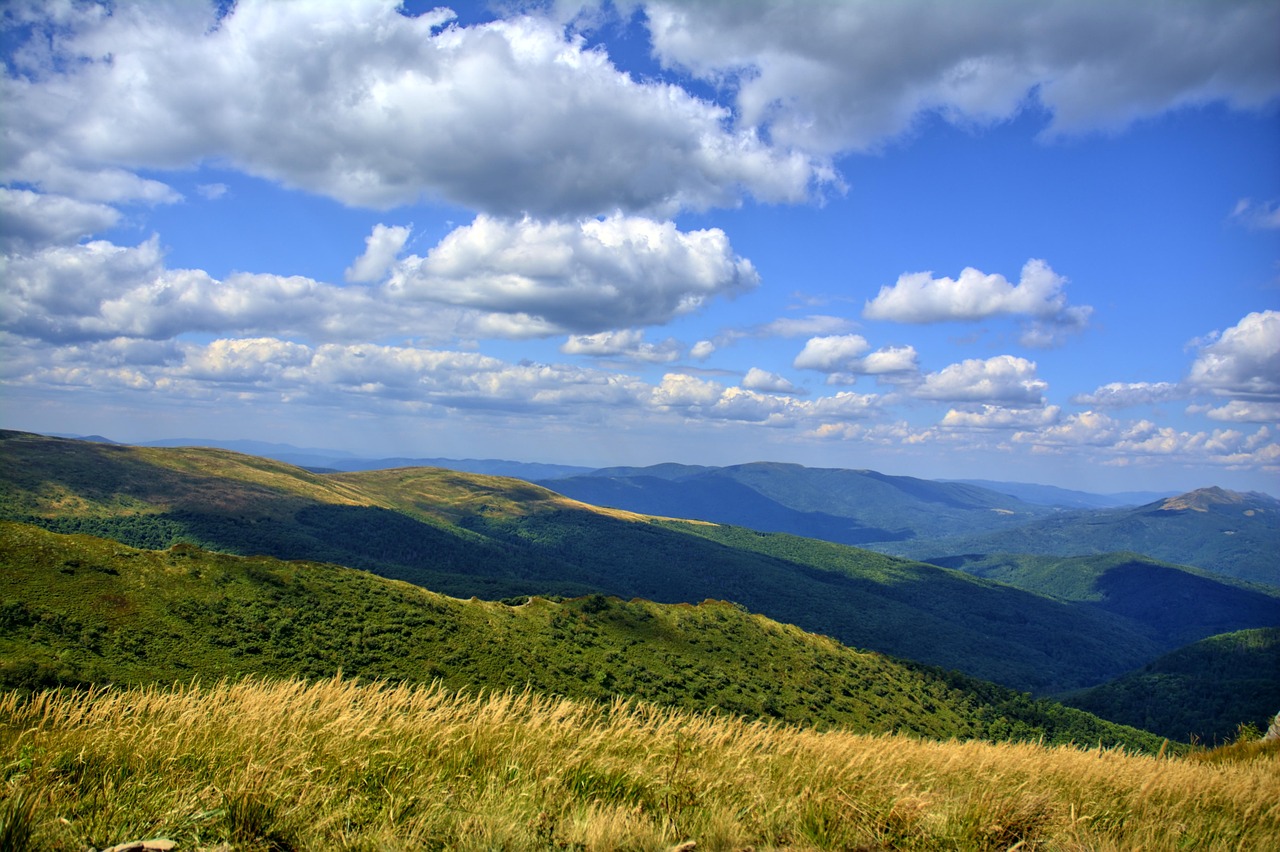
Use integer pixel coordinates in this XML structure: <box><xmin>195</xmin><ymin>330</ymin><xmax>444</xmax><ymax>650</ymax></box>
<box><xmin>0</xmin><ymin>521</ymin><xmax>1165</xmax><ymax>750</ymax></box>
<box><xmin>3</xmin><ymin>430</ymin><xmax>1277</xmax><ymax>698</ymax></box>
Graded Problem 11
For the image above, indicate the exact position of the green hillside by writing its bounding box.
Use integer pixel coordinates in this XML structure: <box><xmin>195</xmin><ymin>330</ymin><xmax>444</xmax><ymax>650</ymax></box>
<box><xmin>0</xmin><ymin>431</ymin><xmax>1182</xmax><ymax>694</ymax></box>
<box><xmin>0</xmin><ymin>521</ymin><xmax>1165</xmax><ymax>751</ymax></box>
<box><xmin>6</xmin><ymin>430</ymin><xmax>1278</xmax><ymax>698</ymax></box>
<box><xmin>1062</xmin><ymin>628</ymin><xmax>1280</xmax><ymax>744</ymax></box>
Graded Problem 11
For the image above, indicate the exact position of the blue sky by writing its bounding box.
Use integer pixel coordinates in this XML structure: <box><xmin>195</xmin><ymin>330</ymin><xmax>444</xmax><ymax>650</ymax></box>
<box><xmin>2</xmin><ymin>0</ymin><xmax>1278</xmax><ymax>494</ymax></box>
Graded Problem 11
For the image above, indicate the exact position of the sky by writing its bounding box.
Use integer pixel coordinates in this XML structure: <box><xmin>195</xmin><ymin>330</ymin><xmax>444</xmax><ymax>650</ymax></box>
<box><xmin>1</xmin><ymin>0</ymin><xmax>1278</xmax><ymax>495</ymax></box>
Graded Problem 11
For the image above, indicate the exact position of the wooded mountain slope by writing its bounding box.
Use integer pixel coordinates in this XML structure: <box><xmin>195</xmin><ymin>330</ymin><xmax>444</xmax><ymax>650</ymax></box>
<box><xmin>0</xmin><ymin>521</ymin><xmax>1165</xmax><ymax>750</ymax></box>
<box><xmin>1062</xmin><ymin>628</ymin><xmax>1280</xmax><ymax>744</ymax></box>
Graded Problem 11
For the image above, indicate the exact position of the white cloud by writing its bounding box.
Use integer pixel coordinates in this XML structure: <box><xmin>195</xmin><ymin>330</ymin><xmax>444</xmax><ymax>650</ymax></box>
<box><xmin>389</xmin><ymin>214</ymin><xmax>758</xmax><ymax>333</ymax></box>
<box><xmin>2</xmin><ymin>1</ymin><xmax>829</xmax><ymax>217</ymax></box>
<box><xmin>1013</xmin><ymin>411</ymin><xmax>1280</xmax><ymax>470</ymax></box>
<box><xmin>690</xmin><ymin>340</ymin><xmax>716</xmax><ymax>360</ymax></box>
<box><xmin>915</xmin><ymin>355</ymin><xmax>1047</xmax><ymax>404</ymax></box>
<box><xmin>1186</xmin><ymin>311</ymin><xmax>1280</xmax><ymax>401</ymax></box>
<box><xmin>1</xmin><ymin>213</ymin><xmax>756</xmax><ymax>344</ymax></box>
<box><xmin>857</xmin><ymin>345</ymin><xmax>920</xmax><ymax>375</ymax></box>
<box><xmin>742</xmin><ymin>367</ymin><xmax>803</xmax><ymax>395</ymax></box>
<box><xmin>346</xmin><ymin>224</ymin><xmax>412</xmax><ymax>284</ymax></box>
<box><xmin>941</xmin><ymin>404</ymin><xmax>1061</xmax><ymax>430</ymax></box>
<box><xmin>1196</xmin><ymin>399</ymin><xmax>1280</xmax><ymax>424</ymax></box>
<box><xmin>1070</xmin><ymin>381</ymin><xmax>1183</xmax><ymax>407</ymax></box>
<box><xmin>643</xmin><ymin>0</ymin><xmax>1280</xmax><ymax>154</ymax></box>
<box><xmin>560</xmin><ymin>329</ymin><xmax>681</xmax><ymax>363</ymax></box>
<box><xmin>792</xmin><ymin>334</ymin><xmax>870</xmax><ymax>372</ymax></box>
<box><xmin>862</xmin><ymin>260</ymin><xmax>1091</xmax><ymax>345</ymax></box>
<box><xmin>0</xmin><ymin>188</ymin><xmax>120</xmax><ymax>251</ymax></box>
<box><xmin>651</xmin><ymin>372</ymin><xmax>724</xmax><ymax>408</ymax></box>
<box><xmin>1230</xmin><ymin>198</ymin><xmax>1280</xmax><ymax>231</ymax></box>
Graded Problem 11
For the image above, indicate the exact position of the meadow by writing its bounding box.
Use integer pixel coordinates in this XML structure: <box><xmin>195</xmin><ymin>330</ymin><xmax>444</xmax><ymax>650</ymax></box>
<box><xmin>3</xmin><ymin>677</ymin><xmax>1277</xmax><ymax>851</ymax></box>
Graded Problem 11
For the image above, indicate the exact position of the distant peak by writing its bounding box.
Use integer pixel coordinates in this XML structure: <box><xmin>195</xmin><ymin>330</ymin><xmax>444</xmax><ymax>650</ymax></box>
<box><xmin>1158</xmin><ymin>487</ymin><xmax>1247</xmax><ymax>512</ymax></box>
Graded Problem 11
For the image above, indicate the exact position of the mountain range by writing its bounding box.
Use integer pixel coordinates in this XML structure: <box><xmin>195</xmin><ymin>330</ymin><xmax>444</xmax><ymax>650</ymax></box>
<box><xmin>539</xmin><ymin>463</ymin><xmax>1278</xmax><ymax>587</ymax></box>
<box><xmin>4</xmin><ymin>429</ymin><xmax>1278</xmax><ymax>693</ymax></box>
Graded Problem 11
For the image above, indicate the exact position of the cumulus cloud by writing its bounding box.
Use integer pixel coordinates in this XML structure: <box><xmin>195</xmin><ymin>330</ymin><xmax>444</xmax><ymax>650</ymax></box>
<box><xmin>1070</xmin><ymin>381</ymin><xmax>1183</xmax><ymax>407</ymax></box>
<box><xmin>792</xmin><ymin>334</ymin><xmax>870</xmax><ymax>372</ymax></box>
<box><xmin>346</xmin><ymin>224</ymin><xmax>412</xmax><ymax>284</ymax></box>
<box><xmin>560</xmin><ymin>329</ymin><xmax>681</xmax><ymax>363</ymax></box>
<box><xmin>0</xmin><ymin>188</ymin><xmax>120</xmax><ymax>251</ymax></box>
<box><xmin>1186</xmin><ymin>311</ymin><xmax>1280</xmax><ymax>401</ymax></box>
<box><xmin>1</xmin><ymin>1</ymin><xmax>829</xmax><ymax>217</ymax></box>
<box><xmin>389</xmin><ymin>214</ymin><xmax>758</xmax><ymax>333</ymax></box>
<box><xmin>1194</xmin><ymin>400</ymin><xmax>1280</xmax><ymax>424</ymax></box>
<box><xmin>914</xmin><ymin>355</ymin><xmax>1047</xmax><ymax>404</ymax></box>
<box><xmin>648</xmin><ymin>372</ymin><xmax>875</xmax><ymax>425</ymax></box>
<box><xmin>1</xmin><ymin>213</ymin><xmax>755</xmax><ymax>344</ymax></box>
<box><xmin>1013</xmin><ymin>410</ymin><xmax>1280</xmax><ymax>469</ymax></box>
<box><xmin>793</xmin><ymin>337</ymin><xmax>922</xmax><ymax>386</ymax></box>
<box><xmin>862</xmin><ymin>259</ymin><xmax>1091</xmax><ymax>345</ymax></box>
<box><xmin>689</xmin><ymin>340</ymin><xmax>716</xmax><ymax>360</ymax></box>
<box><xmin>643</xmin><ymin>0</ymin><xmax>1280</xmax><ymax>154</ymax></box>
<box><xmin>742</xmin><ymin>367</ymin><xmax>804</xmax><ymax>395</ymax></box>
<box><xmin>941</xmin><ymin>404</ymin><xmax>1061</xmax><ymax>429</ymax></box>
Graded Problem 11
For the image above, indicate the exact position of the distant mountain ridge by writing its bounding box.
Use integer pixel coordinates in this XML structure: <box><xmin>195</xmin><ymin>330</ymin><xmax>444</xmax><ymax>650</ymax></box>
<box><xmin>887</xmin><ymin>488</ymin><xmax>1280</xmax><ymax>587</ymax></box>
<box><xmin>946</xmin><ymin>478</ymin><xmax>1175</xmax><ymax>509</ymax></box>
<box><xmin>542</xmin><ymin>462</ymin><xmax>1061</xmax><ymax>546</ymax></box>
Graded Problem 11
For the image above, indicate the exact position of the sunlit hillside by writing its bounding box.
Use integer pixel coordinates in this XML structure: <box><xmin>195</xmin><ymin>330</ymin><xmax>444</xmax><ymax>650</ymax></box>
<box><xmin>2</xmin><ymin>679</ymin><xmax>1276</xmax><ymax>851</ymax></box>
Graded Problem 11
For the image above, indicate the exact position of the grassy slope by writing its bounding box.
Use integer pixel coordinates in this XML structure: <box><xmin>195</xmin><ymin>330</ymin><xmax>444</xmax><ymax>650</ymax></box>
<box><xmin>1062</xmin><ymin>628</ymin><xmax>1280</xmax><ymax>744</ymax></box>
<box><xmin>0</xmin><ymin>521</ymin><xmax>1164</xmax><ymax>751</ymax></box>
<box><xmin>2</xmin><ymin>431</ymin><xmax>1271</xmax><ymax>697</ymax></box>
<box><xmin>3</xmin><ymin>679</ymin><xmax>1276</xmax><ymax>851</ymax></box>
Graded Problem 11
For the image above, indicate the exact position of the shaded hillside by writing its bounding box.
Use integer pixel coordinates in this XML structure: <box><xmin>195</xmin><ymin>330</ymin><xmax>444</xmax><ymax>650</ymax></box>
<box><xmin>0</xmin><ymin>521</ymin><xmax>1164</xmax><ymax>750</ymax></box>
<box><xmin>543</xmin><ymin>462</ymin><xmax>1056</xmax><ymax>545</ymax></box>
<box><xmin>927</xmin><ymin>552</ymin><xmax>1280</xmax><ymax>648</ymax></box>
<box><xmin>883</xmin><ymin>487</ymin><xmax>1280</xmax><ymax>587</ymax></box>
<box><xmin>2</xmin><ymin>430</ymin><xmax>1270</xmax><ymax>696</ymax></box>
<box><xmin>1062</xmin><ymin>628</ymin><xmax>1280</xmax><ymax>744</ymax></box>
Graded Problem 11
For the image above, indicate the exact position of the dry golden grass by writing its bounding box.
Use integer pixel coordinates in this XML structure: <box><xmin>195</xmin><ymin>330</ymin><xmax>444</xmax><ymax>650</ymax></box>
<box><xmin>3</xmin><ymin>678</ymin><xmax>1277</xmax><ymax>850</ymax></box>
